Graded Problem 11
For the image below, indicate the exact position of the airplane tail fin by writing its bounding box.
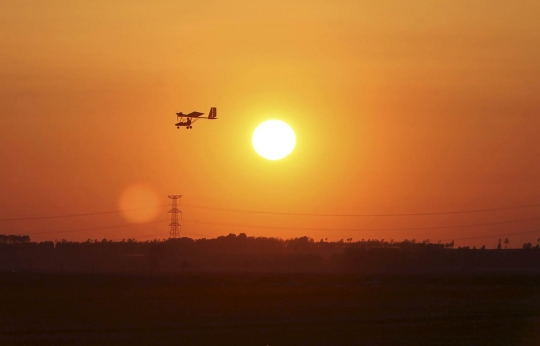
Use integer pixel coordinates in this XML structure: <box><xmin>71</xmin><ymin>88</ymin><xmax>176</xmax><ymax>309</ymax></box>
<box><xmin>209</xmin><ymin>107</ymin><xmax>217</xmax><ymax>119</ymax></box>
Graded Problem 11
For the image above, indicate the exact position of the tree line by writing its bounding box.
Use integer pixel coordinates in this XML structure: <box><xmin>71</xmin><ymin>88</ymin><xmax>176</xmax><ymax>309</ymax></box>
<box><xmin>1</xmin><ymin>233</ymin><xmax>540</xmax><ymax>273</ymax></box>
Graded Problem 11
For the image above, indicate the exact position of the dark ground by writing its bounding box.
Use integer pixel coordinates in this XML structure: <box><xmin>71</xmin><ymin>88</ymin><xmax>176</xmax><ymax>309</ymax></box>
<box><xmin>2</xmin><ymin>271</ymin><xmax>540</xmax><ymax>345</ymax></box>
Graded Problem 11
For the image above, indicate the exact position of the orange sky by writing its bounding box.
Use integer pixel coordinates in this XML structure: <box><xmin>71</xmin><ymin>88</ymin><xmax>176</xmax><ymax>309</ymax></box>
<box><xmin>1</xmin><ymin>1</ymin><xmax>540</xmax><ymax>247</ymax></box>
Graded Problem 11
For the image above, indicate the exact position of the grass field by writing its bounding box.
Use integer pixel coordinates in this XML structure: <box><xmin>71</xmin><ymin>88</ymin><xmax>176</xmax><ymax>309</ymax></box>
<box><xmin>2</xmin><ymin>272</ymin><xmax>540</xmax><ymax>345</ymax></box>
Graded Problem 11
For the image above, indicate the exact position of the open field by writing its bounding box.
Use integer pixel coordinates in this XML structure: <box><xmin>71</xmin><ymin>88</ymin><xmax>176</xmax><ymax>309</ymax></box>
<box><xmin>2</xmin><ymin>272</ymin><xmax>540</xmax><ymax>345</ymax></box>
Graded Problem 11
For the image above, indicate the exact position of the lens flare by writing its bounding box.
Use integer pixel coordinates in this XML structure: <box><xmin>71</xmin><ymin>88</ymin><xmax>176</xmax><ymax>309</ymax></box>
<box><xmin>118</xmin><ymin>184</ymin><xmax>160</xmax><ymax>223</ymax></box>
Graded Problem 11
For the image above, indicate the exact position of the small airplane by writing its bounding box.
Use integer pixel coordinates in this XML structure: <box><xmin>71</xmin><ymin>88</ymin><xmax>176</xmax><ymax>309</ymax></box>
<box><xmin>175</xmin><ymin>107</ymin><xmax>217</xmax><ymax>129</ymax></box>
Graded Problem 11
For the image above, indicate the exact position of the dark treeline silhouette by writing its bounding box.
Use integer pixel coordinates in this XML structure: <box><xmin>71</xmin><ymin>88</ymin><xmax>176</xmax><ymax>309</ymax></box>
<box><xmin>0</xmin><ymin>234</ymin><xmax>30</xmax><ymax>244</ymax></box>
<box><xmin>2</xmin><ymin>233</ymin><xmax>540</xmax><ymax>273</ymax></box>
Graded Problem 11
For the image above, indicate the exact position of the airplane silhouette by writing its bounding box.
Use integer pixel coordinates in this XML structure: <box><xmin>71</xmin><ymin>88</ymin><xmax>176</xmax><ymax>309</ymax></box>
<box><xmin>175</xmin><ymin>107</ymin><xmax>217</xmax><ymax>129</ymax></box>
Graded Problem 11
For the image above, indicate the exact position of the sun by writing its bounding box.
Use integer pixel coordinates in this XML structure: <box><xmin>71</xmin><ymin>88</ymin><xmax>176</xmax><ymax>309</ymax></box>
<box><xmin>252</xmin><ymin>120</ymin><xmax>296</xmax><ymax>160</ymax></box>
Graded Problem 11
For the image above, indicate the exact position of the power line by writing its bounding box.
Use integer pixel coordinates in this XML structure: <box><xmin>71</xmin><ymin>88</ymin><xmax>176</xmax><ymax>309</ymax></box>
<box><xmin>181</xmin><ymin>214</ymin><xmax>540</xmax><ymax>232</ymax></box>
<box><xmin>11</xmin><ymin>217</ymin><xmax>540</xmax><ymax>244</ymax></box>
<box><xmin>3</xmin><ymin>202</ymin><xmax>540</xmax><ymax>222</ymax></box>
<box><xmin>182</xmin><ymin>202</ymin><xmax>540</xmax><ymax>217</ymax></box>
<box><xmin>5</xmin><ymin>205</ymin><xmax>540</xmax><ymax>241</ymax></box>
<box><xmin>10</xmin><ymin>214</ymin><xmax>540</xmax><ymax>237</ymax></box>
<box><xmin>20</xmin><ymin>220</ymin><xmax>167</xmax><ymax>236</ymax></box>
<box><xmin>0</xmin><ymin>205</ymin><xmax>169</xmax><ymax>222</ymax></box>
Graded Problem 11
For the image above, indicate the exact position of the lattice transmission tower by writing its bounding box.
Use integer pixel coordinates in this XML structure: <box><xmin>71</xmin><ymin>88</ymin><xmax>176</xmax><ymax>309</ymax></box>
<box><xmin>168</xmin><ymin>195</ymin><xmax>182</xmax><ymax>239</ymax></box>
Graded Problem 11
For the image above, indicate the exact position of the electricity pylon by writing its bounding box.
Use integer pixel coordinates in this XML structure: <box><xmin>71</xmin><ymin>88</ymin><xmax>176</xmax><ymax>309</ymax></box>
<box><xmin>168</xmin><ymin>195</ymin><xmax>182</xmax><ymax>239</ymax></box>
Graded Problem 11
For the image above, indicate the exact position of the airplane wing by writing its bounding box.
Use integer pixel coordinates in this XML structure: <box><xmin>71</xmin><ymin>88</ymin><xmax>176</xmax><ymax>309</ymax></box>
<box><xmin>186</xmin><ymin>111</ymin><xmax>204</xmax><ymax>118</ymax></box>
<box><xmin>188</xmin><ymin>108</ymin><xmax>217</xmax><ymax>120</ymax></box>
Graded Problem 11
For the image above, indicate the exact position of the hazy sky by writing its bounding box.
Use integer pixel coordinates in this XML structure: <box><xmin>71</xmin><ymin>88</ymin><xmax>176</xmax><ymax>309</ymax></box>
<box><xmin>1</xmin><ymin>1</ymin><xmax>540</xmax><ymax>247</ymax></box>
